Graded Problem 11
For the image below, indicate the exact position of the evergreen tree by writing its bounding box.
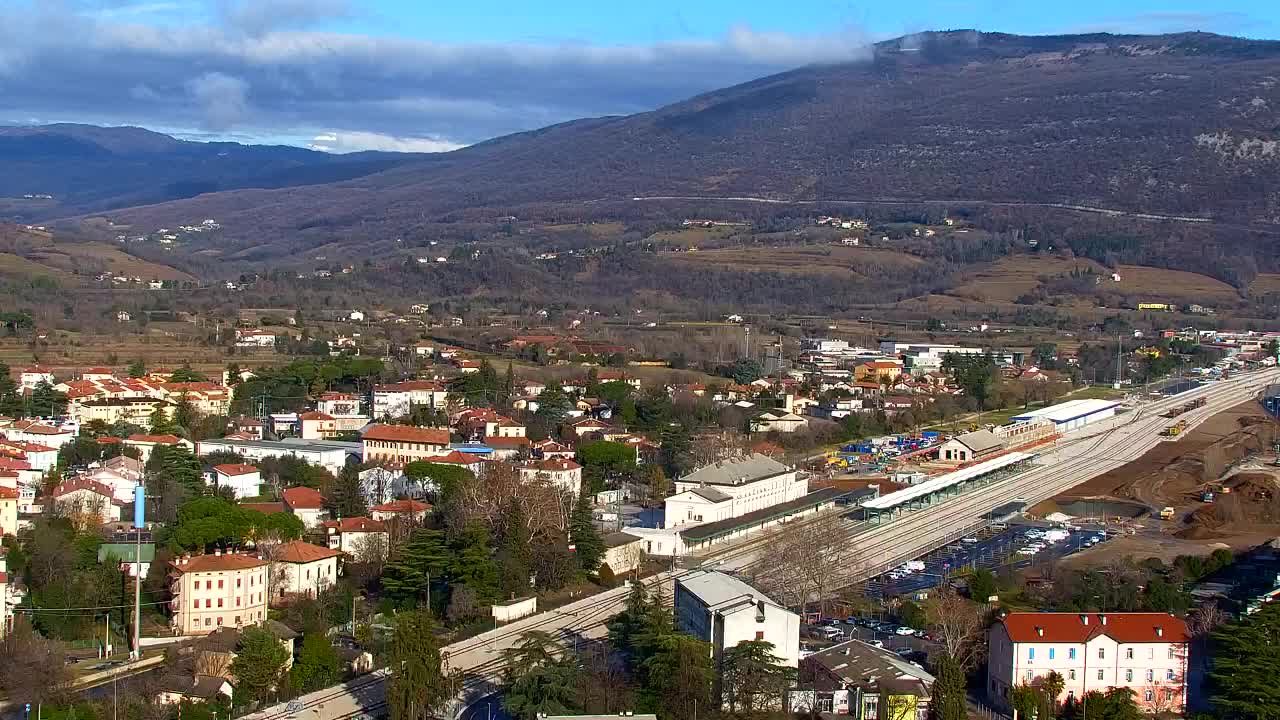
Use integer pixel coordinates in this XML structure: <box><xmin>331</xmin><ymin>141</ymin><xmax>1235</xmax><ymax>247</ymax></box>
<box><xmin>386</xmin><ymin>611</ymin><xmax>457</xmax><ymax>720</ymax></box>
<box><xmin>291</xmin><ymin>633</ymin><xmax>340</xmax><ymax>692</ymax></box>
<box><xmin>229</xmin><ymin>626</ymin><xmax>290</xmax><ymax>704</ymax></box>
<box><xmin>0</xmin><ymin>362</ymin><xmax>21</xmax><ymax>417</ymax></box>
<box><xmin>928</xmin><ymin>654</ymin><xmax>967</xmax><ymax>720</ymax></box>
<box><xmin>719</xmin><ymin>639</ymin><xmax>796</xmax><ymax>714</ymax></box>
<box><xmin>126</xmin><ymin>359</ymin><xmax>146</xmax><ymax>378</ymax></box>
<box><xmin>500</xmin><ymin>363</ymin><xmax>515</xmax><ymax>408</ymax></box>
<box><xmin>641</xmin><ymin>634</ymin><xmax>713</xmax><ymax>720</ymax></box>
<box><xmin>569</xmin><ymin>493</ymin><xmax>604</xmax><ymax>574</ymax></box>
<box><xmin>169</xmin><ymin>364</ymin><xmax>207</xmax><ymax>383</ymax></box>
<box><xmin>149</xmin><ymin>406</ymin><xmax>176</xmax><ymax>434</ymax></box>
<box><xmin>1210</xmin><ymin>602</ymin><xmax>1280</xmax><ymax>718</ymax></box>
<box><xmin>659</xmin><ymin>424</ymin><xmax>693</xmax><ymax>478</ymax></box>
<box><xmin>29</xmin><ymin>381</ymin><xmax>67</xmax><ymax>417</ymax></box>
<box><xmin>173</xmin><ymin>396</ymin><xmax>199</xmax><ymax>434</ymax></box>
<box><xmin>530</xmin><ymin>386</ymin><xmax>572</xmax><ymax>439</ymax></box>
<box><xmin>326</xmin><ymin>465</ymin><xmax>369</xmax><ymax>519</ymax></box>
<box><xmin>448</xmin><ymin>525</ymin><xmax>499</xmax><ymax>605</ymax></box>
<box><xmin>381</xmin><ymin>529</ymin><xmax>451</xmax><ymax>608</ymax></box>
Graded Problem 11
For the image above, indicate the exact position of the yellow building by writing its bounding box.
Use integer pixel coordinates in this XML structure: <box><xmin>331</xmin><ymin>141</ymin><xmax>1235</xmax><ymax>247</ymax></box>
<box><xmin>169</xmin><ymin>551</ymin><xmax>269</xmax><ymax>635</ymax></box>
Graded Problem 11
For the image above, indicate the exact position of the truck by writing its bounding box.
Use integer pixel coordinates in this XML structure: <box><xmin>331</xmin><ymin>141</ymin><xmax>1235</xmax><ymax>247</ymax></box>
<box><xmin>1160</xmin><ymin>507</ymin><xmax>1176</xmax><ymax>520</ymax></box>
<box><xmin>1201</xmin><ymin>491</ymin><xmax>1215</xmax><ymax>503</ymax></box>
<box><xmin>1162</xmin><ymin>420</ymin><xmax>1188</xmax><ymax>437</ymax></box>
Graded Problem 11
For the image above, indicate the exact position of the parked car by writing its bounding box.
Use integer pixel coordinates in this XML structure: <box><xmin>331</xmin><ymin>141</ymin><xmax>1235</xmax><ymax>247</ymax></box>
<box><xmin>867</xmin><ymin>639</ymin><xmax>885</xmax><ymax>649</ymax></box>
<box><xmin>895</xmin><ymin>626</ymin><xmax>916</xmax><ymax>636</ymax></box>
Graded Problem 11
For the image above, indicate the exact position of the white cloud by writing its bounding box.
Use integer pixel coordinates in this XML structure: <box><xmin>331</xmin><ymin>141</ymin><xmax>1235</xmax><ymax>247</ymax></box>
<box><xmin>308</xmin><ymin>130</ymin><xmax>464</xmax><ymax>154</ymax></box>
<box><xmin>186</xmin><ymin>71</ymin><xmax>249</xmax><ymax>130</ymax></box>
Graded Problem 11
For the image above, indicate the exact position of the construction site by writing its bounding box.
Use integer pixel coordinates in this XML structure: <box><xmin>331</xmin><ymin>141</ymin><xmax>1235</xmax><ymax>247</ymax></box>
<box><xmin>1036</xmin><ymin>399</ymin><xmax>1280</xmax><ymax>563</ymax></box>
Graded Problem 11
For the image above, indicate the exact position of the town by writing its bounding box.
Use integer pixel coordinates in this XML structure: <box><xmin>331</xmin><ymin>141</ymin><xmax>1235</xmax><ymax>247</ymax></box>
<box><xmin>0</xmin><ymin>316</ymin><xmax>1278</xmax><ymax>720</ymax></box>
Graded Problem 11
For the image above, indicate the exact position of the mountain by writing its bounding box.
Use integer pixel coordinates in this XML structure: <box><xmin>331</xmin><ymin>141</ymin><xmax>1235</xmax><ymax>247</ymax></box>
<box><xmin>59</xmin><ymin>31</ymin><xmax>1280</xmax><ymax>254</ymax></box>
<box><xmin>0</xmin><ymin>123</ymin><xmax>426</xmax><ymax>219</ymax></box>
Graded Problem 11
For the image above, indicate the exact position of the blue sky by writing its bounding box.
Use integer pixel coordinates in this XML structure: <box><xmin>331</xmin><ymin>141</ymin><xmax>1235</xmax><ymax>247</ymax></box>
<box><xmin>1</xmin><ymin>0</ymin><xmax>1275</xmax><ymax>151</ymax></box>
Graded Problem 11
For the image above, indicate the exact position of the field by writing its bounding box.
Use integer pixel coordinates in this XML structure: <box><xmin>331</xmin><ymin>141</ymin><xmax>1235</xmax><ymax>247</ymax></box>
<box><xmin>660</xmin><ymin>244</ymin><xmax>925</xmax><ymax>276</ymax></box>
<box><xmin>0</xmin><ymin>224</ymin><xmax>193</xmax><ymax>283</ymax></box>
<box><xmin>646</xmin><ymin>225</ymin><xmax>742</xmax><ymax>247</ymax></box>
<box><xmin>0</xmin><ymin>252</ymin><xmax>80</xmax><ymax>283</ymax></box>
<box><xmin>1114</xmin><ymin>264</ymin><xmax>1239</xmax><ymax>304</ymax></box>
<box><xmin>1249</xmin><ymin>273</ymin><xmax>1280</xmax><ymax>295</ymax></box>
<box><xmin>948</xmin><ymin>255</ymin><xmax>1108</xmax><ymax>302</ymax></box>
<box><xmin>0</xmin><ymin>335</ymin><xmax>289</xmax><ymax>378</ymax></box>
<box><xmin>542</xmin><ymin>222</ymin><xmax>626</xmax><ymax>237</ymax></box>
<box><xmin>947</xmin><ymin>255</ymin><xmax>1241</xmax><ymax>306</ymax></box>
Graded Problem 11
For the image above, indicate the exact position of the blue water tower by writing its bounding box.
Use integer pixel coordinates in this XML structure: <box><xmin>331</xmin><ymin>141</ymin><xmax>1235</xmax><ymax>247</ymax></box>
<box><xmin>133</xmin><ymin>482</ymin><xmax>146</xmax><ymax>529</ymax></box>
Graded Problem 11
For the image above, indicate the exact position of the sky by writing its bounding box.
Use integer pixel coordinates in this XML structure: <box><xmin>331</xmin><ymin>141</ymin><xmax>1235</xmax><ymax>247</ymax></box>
<box><xmin>0</xmin><ymin>0</ymin><xmax>1276</xmax><ymax>153</ymax></box>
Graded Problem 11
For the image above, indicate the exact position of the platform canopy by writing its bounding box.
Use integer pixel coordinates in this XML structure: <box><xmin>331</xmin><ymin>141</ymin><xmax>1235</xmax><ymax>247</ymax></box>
<box><xmin>861</xmin><ymin>451</ymin><xmax>1032</xmax><ymax>511</ymax></box>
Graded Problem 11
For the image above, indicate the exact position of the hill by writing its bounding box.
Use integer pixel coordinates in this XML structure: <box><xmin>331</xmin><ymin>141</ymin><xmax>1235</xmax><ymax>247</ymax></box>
<box><xmin>88</xmin><ymin>30</ymin><xmax>1280</xmax><ymax>257</ymax></box>
<box><xmin>0</xmin><ymin>123</ymin><xmax>428</xmax><ymax>219</ymax></box>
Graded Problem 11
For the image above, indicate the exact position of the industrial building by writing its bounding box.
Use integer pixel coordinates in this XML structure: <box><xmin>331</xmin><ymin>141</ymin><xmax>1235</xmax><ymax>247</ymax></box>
<box><xmin>1011</xmin><ymin>399</ymin><xmax>1120</xmax><ymax>433</ymax></box>
<box><xmin>675</xmin><ymin>570</ymin><xmax>800</xmax><ymax>675</ymax></box>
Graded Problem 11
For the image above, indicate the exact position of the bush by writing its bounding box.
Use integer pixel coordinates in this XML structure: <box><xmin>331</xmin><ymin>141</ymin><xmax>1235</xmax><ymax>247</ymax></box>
<box><xmin>598</xmin><ymin>563</ymin><xmax>617</xmax><ymax>588</ymax></box>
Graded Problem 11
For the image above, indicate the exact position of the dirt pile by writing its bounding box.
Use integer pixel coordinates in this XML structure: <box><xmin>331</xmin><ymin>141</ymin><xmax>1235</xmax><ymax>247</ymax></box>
<box><xmin>1181</xmin><ymin>473</ymin><xmax>1280</xmax><ymax>537</ymax></box>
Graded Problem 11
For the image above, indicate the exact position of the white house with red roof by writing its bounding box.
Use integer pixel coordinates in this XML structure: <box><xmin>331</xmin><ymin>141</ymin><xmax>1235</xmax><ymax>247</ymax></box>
<box><xmin>50</xmin><ymin>478</ymin><xmax>123</xmax><ymax>528</ymax></box>
<box><xmin>372</xmin><ymin>381</ymin><xmax>449</xmax><ymax>419</ymax></box>
<box><xmin>168</xmin><ymin>551</ymin><xmax>269</xmax><ymax>635</ymax></box>
<box><xmin>268</xmin><ymin>540</ymin><xmax>341</xmax><ymax>602</ymax></box>
<box><xmin>518</xmin><ymin>458</ymin><xmax>583</xmax><ymax>495</ymax></box>
<box><xmin>299</xmin><ymin>411</ymin><xmax>338</xmax><ymax>440</ymax></box>
<box><xmin>124</xmin><ymin>433</ymin><xmax>193</xmax><ymax>463</ymax></box>
<box><xmin>566</xmin><ymin>417</ymin><xmax>610</xmax><ymax>438</ymax></box>
<box><xmin>361</xmin><ymin>424</ymin><xmax>451</xmax><ymax>463</ymax></box>
<box><xmin>987</xmin><ymin>612</ymin><xmax>1190</xmax><ymax>714</ymax></box>
<box><xmin>81</xmin><ymin>367</ymin><xmax>115</xmax><ymax>382</ymax></box>
<box><xmin>19</xmin><ymin>365</ymin><xmax>55</xmax><ymax>392</ymax></box>
<box><xmin>210</xmin><ymin>464</ymin><xmax>263</xmax><ymax>499</ymax></box>
<box><xmin>532</xmin><ymin>439</ymin><xmax>576</xmax><ymax>460</ymax></box>
<box><xmin>315</xmin><ymin>392</ymin><xmax>361</xmax><ymax>417</ymax></box>
<box><xmin>281</xmin><ymin>486</ymin><xmax>328</xmax><ymax>528</ymax></box>
<box><xmin>0</xmin><ymin>439</ymin><xmax>57</xmax><ymax>472</ymax></box>
<box><xmin>2</xmin><ymin>420</ymin><xmax>74</xmax><ymax>450</ymax></box>
<box><xmin>370</xmin><ymin>499</ymin><xmax>431</xmax><ymax>522</ymax></box>
<box><xmin>321</xmin><ymin>517</ymin><xmax>389</xmax><ymax>557</ymax></box>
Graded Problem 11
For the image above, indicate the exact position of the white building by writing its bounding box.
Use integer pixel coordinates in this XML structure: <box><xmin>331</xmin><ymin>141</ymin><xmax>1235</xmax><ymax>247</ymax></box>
<box><xmin>269</xmin><ymin>540</ymin><xmax>341</xmax><ymax>602</ymax></box>
<box><xmin>675</xmin><ymin>570</ymin><xmax>801</xmax><ymax>688</ymax></box>
<box><xmin>372</xmin><ymin>381</ymin><xmax>449</xmax><ymax>419</ymax></box>
<box><xmin>196</xmin><ymin>438</ymin><xmax>360</xmax><ymax>476</ymax></box>
<box><xmin>234</xmin><ymin>329</ymin><xmax>277</xmax><ymax>348</ymax></box>
<box><xmin>49</xmin><ymin>478</ymin><xmax>124</xmax><ymax>528</ymax></box>
<box><xmin>18</xmin><ymin>365</ymin><xmax>55</xmax><ymax>392</ymax></box>
<box><xmin>321</xmin><ymin>517</ymin><xmax>388</xmax><ymax>558</ymax></box>
<box><xmin>211</xmin><ymin>464</ymin><xmax>263</xmax><ymax>499</ymax></box>
<box><xmin>124</xmin><ymin>434</ymin><xmax>193</xmax><ymax>464</ymax></box>
<box><xmin>282</xmin><ymin>486</ymin><xmax>328</xmax><ymax>528</ymax></box>
<box><xmin>987</xmin><ymin>612</ymin><xmax>1189</xmax><ymax>714</ymax></box>
<box><xmin>2</xmin><ymin>421</ymin><xmax>74</xmax><ymax>450</ymax></box>
<box><xmin>601</xmin><ymin>532</ymin><xmax>645</xmax><ymax>576</ymax></box>
<box><xmin>750</xmin><ymin>410</ymin><xmax>807</xmax><ymax>434</ymax></box>
<box><xmin>518</xmin><ymin>458</ymin><xmax>583</xmax><ymax>496</ymax></box>
<box><xmin>664</xmin><ymin>454</ymin><xmax>806</xmax><ymax>530</ymax></box>
<box><xmin>1010</xmin><ymin>399</ymin><xmax>1120</xmax><ymax>433</ymax></box>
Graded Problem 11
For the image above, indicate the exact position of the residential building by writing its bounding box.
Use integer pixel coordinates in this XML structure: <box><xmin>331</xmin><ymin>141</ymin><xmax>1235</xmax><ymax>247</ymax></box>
<box><xmin>789</xmin><ymin>639</ymin><xmax>934</xmax><ymax>719</ymax></box>
<box><xmin>362</xmin><ymin>424</ymin><xmax>451</xmax><ymax>463</ymax></box>
<box><xmin>315</xmin><ymin>392</ymin><xmax>361</xmax><ymax>417</ymax></box>
<box><xmin>0</xmin><ymin>549</ymin><xmax>11</xmax><ymax>635</ymax></box>
<box><xmin>566</xmin><ymin>417</ymin><xmax>610</xmax><ymax>438</ymax></box>
<box><xmin>750</xmin><ymin>410</ymin><xmax>807</xmax><ymax>434</ymax></box>
<box><xmin>50</xmin><ymin>478</ymin><xmax>124</xmax><ymax>528</ymax></box>
<box><xmin>518</xmin><ymin>458</ymin><xmax>583</xmax><ymax>495</ymax></box>
<box><xmin>370</xmin><ymin>499</ymin><xmax>431</xmax><ymax>522</ymax></box>
<box><xmin>321</xmin><ymin>517</ymin><xmax>389</xmax><ymax>557</ymax></box>
<box><xmin>854</xmin><ymin>360</ymin><xmax>904</xmax><ymax>383</ymax></box>
<box><xmin>0</xmin><ymin>439</ymin><xmax>57</xmax><ymax>472</ymax></box>
<box><xmin>664</xmin><ymin>454</ymin><xmax>806</xmax><ymax>530</ymax></box>
<box><xmin>987</xmin><ymin>612</ymin><xmax>1190</xmax><ymax>714</ymax></box>
<box><xmin>125</xmin><ymin>434</ymin><xmax>193</xmax><ymax>463</ymax></box>
<box><xmin>196</xmin><ymin>437</ymin><xmax>360</xmax><ymax>476</ymax></box>
<box><xmin>299</xmin><ymin>411</ymin><xmax>339</xmax><ymax>440</ymax></box>
<box><xmin>675</xmin><ymin>570</ymin><xmax>800</xmax><ymax>703</ymax></box>
<box><xmin>269</xmin><ymin>540</ymin><xmax>341</xmax><ymax>601</ymax></box>
<box><xmin>211</xmin><ymin>464</ymin><xmax>263</xmax><ymax>500</ymax></box>
<box><xmin>19</xmin><ymin>365</ymin><xmax>55</xmax><ymax>392</ymax></box>
<box><xmin>532</xmin><ymin>439</ymin><xmax>575</xmax><ymax>459</ymax></box>
<box><xmin>74</xmin><ymin>397</ymin><xmax>174</xmax><ymax>427</ymax></box>
<box><xmin>235</xmin><ymin>329</ymin><xmax>277</xmax><ymax>348</ymax></box>
<box><xmin>0</xmin><ymin>487</ymin><xmax>17</xmax><ymax>537</ymax></box>
<box><xmin>282</xmin><ymin>486</ymin><xmax>328</xmax><ymax>528</ymax></box>
<box><xmin>168</xmin><ymin>551</ymin><xmax>269</xmax><ymax>635</ymax></box>
<box><xmin>158</xmin><ymin>383</ymin><xmax>232</xmax><ymax>417</ymax></box>
<box><xmin>372</xmin><ymin>381</ymin><xmax>448</xmax><ymax>419</ymax></box>
<box><xmin>228</xmin><ymin>416</ymin><xmax>266</xmax><ymax>440</ymax></box>
<box><xmin>2</xmin><ymin>420</ymin><xmax>74</xmax><ymax>450</ymax></box>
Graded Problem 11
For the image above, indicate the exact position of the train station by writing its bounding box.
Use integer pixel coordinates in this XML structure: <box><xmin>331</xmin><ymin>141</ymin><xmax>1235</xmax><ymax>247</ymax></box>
<box><xmin>859</xmin><ymin>452</ymin><xmax>1037</xmax><ymax>524</ymax></box>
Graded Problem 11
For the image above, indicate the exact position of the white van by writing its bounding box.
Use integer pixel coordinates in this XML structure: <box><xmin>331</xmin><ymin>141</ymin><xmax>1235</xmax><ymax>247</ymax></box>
<box><xmin>816</xmin><ymin>626</ymin><xmax>844</xmax><ymax>640</ymax></box>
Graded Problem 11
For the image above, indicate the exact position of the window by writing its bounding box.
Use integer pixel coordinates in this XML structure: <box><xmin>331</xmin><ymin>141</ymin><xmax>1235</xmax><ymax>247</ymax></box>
<box><xmin>1048</xmin><ymin>648</ymin><xmax>1055</xmax><ymax>660</ymax></box>
<box><xmin>205</xmin><ymin>599</ymin><xmax>212</xmax><ymax>608</ymax></box>
<box><xmin>1168</xmin><ymin>647</ymin><xmax>1176</xmax><ymax>659</ymax></box>
<box><xmin>1144</xmin><ymin>690</ymin><xmax>1154</xmax><ymax>702</ymax></box>
<box><xmin>205</xmin><ymin>580</ymin><xmax>212</xmax><ymax>590</ymax></box>
<box><xmin>306</xmin><ymin>569</ymin><xmax>311</xmax><ymax>579</ymax></box>
<box><xmin>236</xmin><ymin>578</ymin><xmax>242</xmax><ymax>588</ymax></box>
<box><xmin>217</xmin><ymin>579</ymin><xmax>224</xmax><ymax>589</ymax></box>
<box><xmin>217</xmin><ymin>599</ymin><xmax>223</xmax><ymax>608</ymax></box>
<box><xmin>1068</xmin><ymin>648</ymin><xmax>1077</xmax><ymax>660</ymax></box>
<box><xmin>216</xmin><ymin>617</ymin><xmax>223</xmax><ymax>626</ymax></box>
<box><xmin>755</xmin><ymin>631</ymin><xmax>764</xmax><ymax>640</ymax></box>
<box><xmin>1068</xmin><ymin>670</ymin><xmax>1076</xmax><ymax>681</ymax></box>
<box><xmin>1025</xmin><ymin>670</ymin><xmax>1033</xmax><ymax>681</ymax></box>
<box><xmin>193</xmin><ymin>601</ymin><xmax>199</xmax><ymax>610</ymax></box>
<box><xmin>1097</xmin><ymin>670</ymin><xmax>1104</xmax><ymax>681</ymax></box>
<box><xmin>204</xmin><ymin>618</ymin><xmax>211</xmax><ymax>626</ymax></box>
<box><xmin>236</xmin><ymin>597</ymin><xmax>241</xmax><ymax>607</ymax></box>
<box><xmin>1098</xmin><ymin>647</ymin><xmax>1105</xmax><ymax>660</ymax></box>
<box><xmin>1125</xmin><ymin>670</ymin><xmax>1133</xmax><ymax>682</ymax></box>
<box><xmin>1167</xmin><ymin>669</ymin><xmax>1175</xmax><ymax>681</ymax></box>
<box><xmin>1125</xmin><ymin>648</ymin><xmax>1134</xmax><ymax>660</ymax></box>
<box><xmin>1146</xmin><ymin>669</ymin><xmax>1154</xmax><ymax>682</ymax></box>
<box><xmin>1028</xmin><ymin>648</ymin><xmax>1035</xmax><ymax>660</ymax></box>
<box><xmin>235</xmin><ymin>616</ymin><xmax>241</xmax><ymax>625</ymax></box>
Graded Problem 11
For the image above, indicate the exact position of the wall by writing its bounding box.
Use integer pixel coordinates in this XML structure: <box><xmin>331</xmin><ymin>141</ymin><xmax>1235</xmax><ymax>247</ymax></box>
<box><xmin>492</xmin><ymin>596</ymin><xmax>538</xmax><ymax>623</ymax></box>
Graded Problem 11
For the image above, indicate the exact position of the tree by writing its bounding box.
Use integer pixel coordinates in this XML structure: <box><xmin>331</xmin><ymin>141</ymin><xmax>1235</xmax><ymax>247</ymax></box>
<box><xmin>126</xmin><ymin>359</ymin><xmax>146</xmax><ymax>378</ymax></box>
<box><xmin>641</xmin><ymin>634</ymin><xmax>713</xmax><ymax>720</ymax></box>
<box><xmin>531</xmin><ymin>387</ymin><xmax>573</xmax><ymax>439</ymax></box>
<box><xmin>30</xmin><ymin>380</ymin><xmax>68</xmax><ymax>417</ymax></box>
<box><xmin>230</xmin><ymin>626</ymin><xmax>290</xmax><ymax>705</ymax></box>
<box><xmin>968</xmin><ymin>568</ymin><xmax>997</xmax><ymax>603</ymax></box>
<box><xmin>898</xmin><ymin>599</ymin><xmax>927</xmax><ymax>629</ymax></box>
<box><xmin>327</xmin><ymin>465</ymin><xmax>369</xmax><ymax>519</ymax></box>
<box><xmin>658</xmin><ymin>424</ymin><xmax>693</xmax><ymax>477</ymax></box>
<box><xmin>174</xmin><ymin>396</ymin><xmax>200</xmax><ymax>434</ymax></box>
<box><xmin>644</xmin><ymin>465</ymin><xmax>669</xmax><ymax>506</ymax></box>
<box><xmin>502</xmin><ymin>631</ymin><xmax>581</xmax><ymax>719</ymax></box>
<box><xmin>387</xmin><ymin>611</ymin><xmax>459</xmax><ymax>720</ymax></box>
<box><xmin>569</xmin><ymin>493</ymin><xmax>605</xmax><ymax>574</ymax></box>
<box><xmin>381</xmin><ymin>529</ymin><xmax>451</xmax><ymax>608</ymax></box>
<box><xmin>170</xmin><ymin>364</ymin><xmax>207</xmax><ymax>383</ymax></box>
<box><xmin>0</xmin><ymin>361</ymin><xmax>22</xmax><ymax>417</ymax></box>
<box><xmin>1209</xmin><ymin>602</ymin><xmax>1280</xmax><ymax>719</ymax></box>
<box><xmin>928</xmin><ymin>654</ymin><xmax>967</xmax><ymax>720</ymax></box>
<box><xmin>719</xmin><ymin>639</ymin><xmax>795</xmax><ymax>714</ymax></box>
<box><xmin>149</xmin><ymin>406</ymin><xmax>177</xmax><ymax>434</ymax></box>
<box><xmin>1042</xmin><ymin>671</ymin><xmax>1066</xmax><ymax>718</ymax></box>
<box><xmin>0</xmin><ymin>618</ymin><xmax>73</xmax><ymax>706</ymax></box>
<box><xmin>291</xmin><ymin>633</ymin><xmax>340</xmax><ymax>692</ymax></box>
<box><xmin>926</xmin><ymin>587</ymin><xmax>987</xmax><ymax>671</ymax></box>
<box><xmin>728</xmin><ymin>358</ymin><xmax>763</xmax><ymax>385</ymax></box>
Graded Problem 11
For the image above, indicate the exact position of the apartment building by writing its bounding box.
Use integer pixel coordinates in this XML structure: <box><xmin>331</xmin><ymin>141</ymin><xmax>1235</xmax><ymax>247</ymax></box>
<box><xmin>664</xmin><ymin>453</ymin><xmax>806</xmax><ymax>530</ymax></box>
<box><xmin>169</xmin><ymin>551</ymin><xmax>269</xmax><ymax>635</ymax></box>
<box><xmin>361</xmin><ymin>424</ymin><xmax>451</xmax><ymax>463</ymax></box>
<box><xmin>987</xmin><ymin>612</ymin><xmax>1190</xmax><ymax>714</ymax></box>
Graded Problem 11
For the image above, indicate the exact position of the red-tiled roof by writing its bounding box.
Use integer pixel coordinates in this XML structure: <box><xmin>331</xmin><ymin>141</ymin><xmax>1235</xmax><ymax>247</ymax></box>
<box><xmin>322</xmin><ymin>517</ymin><xmax>387</xmax><ymax>533</ymax></box>
<box><xmin>0</xmin><ymin>457</ymin><xmax>32</xmax><ymax>471</ymax></box>
<box><xmin>363</xmin><ymin>424</ymin><xmax>450</xmax><ymax>445</ymax></box>
<box><xmin>126</xmin><ymin>434</ymin><xmax>184</xmax><ymax>444</ymax></box>
<box><xmin>12</xmin><ymin>422</ymin><xmax>68</xmax><ymax>435</ymax></box>
<box><xmin>522</xmin><ymin>458</ymin><xmax>582</xmax><ymax>472</ymax></box>
<box><xmin>0</xmin><ymin>486</ymin><xmax>19</xmax><ymax>499</ymax></box>
<box><xmin>429</xmin><ymin>450</ymin><xmax>485</xmax><ymax>466</ymax></box>
<box><xmin>299</xmin><ymin>411</ymin><xmax>335</xmax><ymax>421</ymax></box>
<box><xmin>482</xmin><ymin>436</ymin><xmax>530</xmax><ymax>448</ymax></box>
<box><xmin>1000</xmin><ymin>613</ymin><xmax>1189</xmax><ymax>644</ymax></box>
<box><xmin>51</xmin><ymin>477</ymin><xmax>118</xmax><ymax>501</ymax></box>
<box><xmin>371</xmin><ymin>499</ymin><xmax>431</xmax><ymax>513</ymax></box>
<box><xmin>274</xmin><ymin>540</ymin><xmax>341</xmax><ymax>563</ymax></box>
<box><xmin>97</xmin><ymin>436</ymin><xmax>123</xmax><ymax>445</ymax></box>
<box><xmin>373</xmin><ymin>380</ymin><xmax>445</xmax><ymax>392</ymax></box>
<box><xmin>170</xmin><ymin>553</ymin><xmax>267</xmax><ymax>573</ymax></box>
<box><xmin>214</xmin><ymin>464</ymin><xmax>259</xmax><ymax>476</ymax></box>
<box><xmin>282</xmin><ymin>486</ymin><xmax>325</xmax><ymax>510</ymax></box>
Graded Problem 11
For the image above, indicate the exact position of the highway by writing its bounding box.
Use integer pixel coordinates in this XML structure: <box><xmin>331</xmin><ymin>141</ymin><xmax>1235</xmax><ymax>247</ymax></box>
<box><xmin>243</xmin><ymin>368</ymin><xmax>1278</xmax><ymax>720</ymax></box>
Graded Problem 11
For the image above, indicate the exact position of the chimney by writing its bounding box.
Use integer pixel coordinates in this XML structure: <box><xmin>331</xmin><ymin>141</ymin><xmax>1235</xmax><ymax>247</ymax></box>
<box><xmin>756</xmin><ymin>600</ymin><xmax>766</xmax><ymax>621</ymax></box>
<box><xmin>1100</xmin><ymin>614</ymin><xmax>1108</xmax><ymax>626</ymax></box>
<box><xmin>214</xmin><ymin>548</ymin><xmax>222</xmax><ymax>556</ymax></box>
<box><xmin>1080</xmin><ymin>614</ymin><xmax>1089</xmax><ymax>625</ymax></box>
<box><xmin>1035</xmin><ymin>626</ymin><xmax>1044</xmax><ymax>637</ymax></box>
<box><xmin>1156</xmin><ymin>626</ymin><xmax>1163</xmax><ymax>637</ymax></box>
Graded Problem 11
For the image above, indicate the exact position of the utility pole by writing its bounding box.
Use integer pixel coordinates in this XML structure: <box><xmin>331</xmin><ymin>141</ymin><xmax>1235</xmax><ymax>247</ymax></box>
<box><xmin>1113</xmin><ymin>334</ymin><xmax>1123</xmax><ymax>390</ymax></box>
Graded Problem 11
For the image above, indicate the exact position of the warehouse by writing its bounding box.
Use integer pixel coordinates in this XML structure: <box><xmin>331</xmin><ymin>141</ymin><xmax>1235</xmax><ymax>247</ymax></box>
<box><xmin>1011</xmin><ymin>399</ymin><xmax>1120</xmax><ymax>433</ymax></box>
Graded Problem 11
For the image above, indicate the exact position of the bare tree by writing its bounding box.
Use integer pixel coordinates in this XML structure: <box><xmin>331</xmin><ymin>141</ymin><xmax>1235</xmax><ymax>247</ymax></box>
<box><xmin>461</xmin><ymin>463</ymin><xmax>571</xmax><ymax>535</ymax></box>
<box><xmin>926</xmin><ymin>586</ymin><xmax>987</xmax><ymax>671</ymax></box>
<box><xmin>194</xmin><ymin>650</ymin><xmax>234</xmax><ymax>679</ymax></box>
<box><xmin>0</xmin><ymin>619</ymin><xmax>73</xmax><ymax>706</ymax></box>
<box><xmin>1187</xmin><ymin>600</ymin><xmax>1230</xmax><ymax>637</ymax></box>
<box><xmin>751</xmin><ymin>514</ymin><xmax>857</xmax><ymax>617</ymax></box>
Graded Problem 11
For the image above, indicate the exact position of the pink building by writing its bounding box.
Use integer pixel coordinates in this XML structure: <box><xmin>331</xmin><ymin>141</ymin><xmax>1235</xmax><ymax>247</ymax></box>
<box><xmin>987</xmin><ymin>612</ymin><xmax>1189</xmax><ymax>714</ymax></box>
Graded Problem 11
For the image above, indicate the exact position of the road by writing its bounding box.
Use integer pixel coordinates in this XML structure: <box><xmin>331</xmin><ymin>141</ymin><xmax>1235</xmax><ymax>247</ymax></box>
<box><xmin>243</xmin><ymin>368</ymin><xmax>1277</xmax><ymax>720</ymax></box>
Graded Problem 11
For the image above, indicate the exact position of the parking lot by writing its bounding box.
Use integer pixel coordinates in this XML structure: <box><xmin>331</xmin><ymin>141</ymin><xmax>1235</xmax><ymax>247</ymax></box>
<box><xmin>864</xmin><ymin>523</ymin><xmax>1109</xmax><ymax>599</ymax></box>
